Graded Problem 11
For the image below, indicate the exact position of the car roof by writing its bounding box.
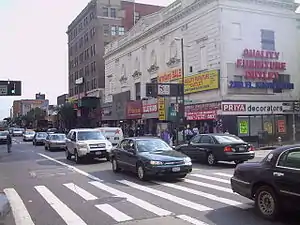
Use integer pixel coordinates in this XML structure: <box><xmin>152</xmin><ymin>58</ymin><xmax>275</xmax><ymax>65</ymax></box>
<box><xmin>71</xmin><ymin>128</ymin><xmax>99</xmax><ymax>132</ymax></box>
<box><xmin>125</xmin><ymin>136</ymin><xmax>160</xmax><ymax>141</ymax></box>
<box><xmin>49</xmin><ymin>133</ymin><xmax>65</xmax><ymax>135</ymax></box>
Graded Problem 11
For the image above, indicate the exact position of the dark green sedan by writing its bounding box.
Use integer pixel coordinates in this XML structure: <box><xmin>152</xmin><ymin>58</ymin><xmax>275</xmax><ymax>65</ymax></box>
<box><xmin>110</xmin><ymin>137</ymin><xmax>192</xmax><ymax>181</ymax></box>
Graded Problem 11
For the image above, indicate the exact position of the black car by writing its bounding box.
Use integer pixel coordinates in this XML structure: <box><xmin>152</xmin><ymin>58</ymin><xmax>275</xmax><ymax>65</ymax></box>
<box><xmin>175</xmin><ymin>133</ymin><xmax>255</xmax><ymax>165</ymax></box>
<box><xmin>231</xmin><ymin>145</ymin><xmax>300</xmax><ymax>220</ymax></box>
<box><xmin>110</xmin><ymin>137</ymin><xmax>192</xmax><ymax>181</ymax></box>
<box><xmin>33</xmin><ymin>132</ymin><xmax>48</xmax><ymax>145</ymax></box>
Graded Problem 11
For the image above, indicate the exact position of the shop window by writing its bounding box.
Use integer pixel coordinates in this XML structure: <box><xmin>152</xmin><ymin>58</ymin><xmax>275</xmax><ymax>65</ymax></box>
<box><xmin>275</xmin><ymin>115</ymin><xmax>286</xmax><ymax>134</ymax></box>
<box><xmin>237</xmin><ymin>116</ymin><xmax>249</xmax><ymax>136</ymax></box>
<box><xmin>233</xmin><ymin>75</ymin><xmax>243</xmax><ymax>82</ymax></box>
<box><xmin>261</xmin><ymin>29</ymin><xmax>275</xmax><ymax>51</ymax></box>
<box><xmin>250</xmin><ymin>116</ymin><xmax>262</xmax><ymax>136</ymax></box>
<box><xmin>263</xmin><ymin>115</ymin><xmax>274</xmax><ymax>135</ymax></box>
<box><xmin>273</xmin><ymin>74</ymin><xmax>290</xmax><ymax>93</ymax></box>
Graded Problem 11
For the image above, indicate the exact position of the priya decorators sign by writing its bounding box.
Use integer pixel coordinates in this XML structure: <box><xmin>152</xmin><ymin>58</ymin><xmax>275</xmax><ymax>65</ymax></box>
<box><xmin>221</xmin><ymin>102</ymin><xmax>288</xmax><ymax>115</ymax></box>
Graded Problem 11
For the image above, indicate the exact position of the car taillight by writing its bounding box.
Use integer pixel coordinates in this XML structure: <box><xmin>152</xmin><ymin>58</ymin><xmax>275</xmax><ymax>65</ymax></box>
<box><xmin>248</xmin><ymin>146</ymin><xmax>255</xmax><ymax>151</ymax></box>
<box><xmin>224</xmin><ymin>146</ymin><xmax>232</xmax><ymax>152</ymax></box>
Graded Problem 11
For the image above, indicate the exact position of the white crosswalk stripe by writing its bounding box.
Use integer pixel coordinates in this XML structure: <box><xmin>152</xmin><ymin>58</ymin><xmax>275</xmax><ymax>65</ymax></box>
<box><xmin>5</xmin><ymin>170</ymin><xmax>255</xmax><ymax>225</ymax></box>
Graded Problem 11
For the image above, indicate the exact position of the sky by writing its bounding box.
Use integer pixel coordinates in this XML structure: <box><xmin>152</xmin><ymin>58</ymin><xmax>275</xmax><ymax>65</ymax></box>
<box><xmin>0</xmin><ymin>0</ymin><xmax>299</xmax><ymax>119</ymax></box>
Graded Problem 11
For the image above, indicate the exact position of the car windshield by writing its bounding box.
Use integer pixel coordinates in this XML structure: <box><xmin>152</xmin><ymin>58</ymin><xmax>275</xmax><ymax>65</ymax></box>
<box><xmin>136</xmin><ymin>139</ymin><xmax>172</xmax><ymax>152</ymax></box>
<box><xmin>37</xmin><ymin>133</ymin><xmax>47</xmax><ymax>137</ymax></box>
<box><xmin>214</xmin><ymin>135</ymin><xmax>245</xmax><ymax>144</ymax></box>
<box><xmin>14</xmin><ymin>128</ymin><xmax>23</xmax><ymax>131</ymax></box>
<box><xmin>77</xmin><ymin>131</ymin><xmax>105</xmax><ymax>141</ymax></box>
<box><xmin>26</xmin><ymin>132</ymin><xmax>35</xmax><ymax>135</ymax></box>
<box><xmin>0</xmin><ymin>131</ymin><xmax>8</xmax><ymax>136</ymax></box>
<box><xmin>50</xmin><ymin>134</ymin><xmax>66</xmax><ymax>140</ymax></box>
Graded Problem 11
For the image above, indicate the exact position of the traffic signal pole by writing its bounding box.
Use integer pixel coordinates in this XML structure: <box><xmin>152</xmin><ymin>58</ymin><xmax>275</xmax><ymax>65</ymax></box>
<box><xmin>180</xmin><ymin>38</ymin><xmax>186</xmax><ymax>143</ymax></box>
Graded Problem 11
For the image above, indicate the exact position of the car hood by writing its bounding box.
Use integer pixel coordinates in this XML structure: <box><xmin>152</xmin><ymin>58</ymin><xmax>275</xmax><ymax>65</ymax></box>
<box><xmin>77</xmin><ymin>140</ymin><xmax>109</xmax><ymax>145</ymax></box>
<box><xmin>140</xmin><ymin>150</ymin><xmax>187</xmax><ymax>161</ymax></box>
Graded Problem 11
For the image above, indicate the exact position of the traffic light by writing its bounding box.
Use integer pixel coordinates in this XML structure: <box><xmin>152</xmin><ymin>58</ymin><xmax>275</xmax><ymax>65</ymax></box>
<box><xmin>146</xmin><ymin>83</ymin><xmax>157</xmax><ymax>97</ymax></box>
<box><xmin>8</xmin><ymin>82</ymin><xmax>16</xmax><ymax>94</ymax></box>
<box><xmin>293</xmin><ymin>102</ymin><xmax>300</xmax><ymax>112</ymax></box>
<box><xmin>1</xmin><ymin>80</ymin><xmax>21</xmax><ymax>96</ymax></box>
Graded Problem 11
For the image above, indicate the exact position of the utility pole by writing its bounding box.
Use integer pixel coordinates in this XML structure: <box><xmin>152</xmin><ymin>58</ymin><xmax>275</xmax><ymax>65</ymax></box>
<box><xmin>180</xmin><ymin>38</ymin><xmax>186</xmax><ymax>143</ymax></box>
<box><xmin>292</xmin><ymin>101</ymin><xmax>299</xmax><ymax>143</ymax></box>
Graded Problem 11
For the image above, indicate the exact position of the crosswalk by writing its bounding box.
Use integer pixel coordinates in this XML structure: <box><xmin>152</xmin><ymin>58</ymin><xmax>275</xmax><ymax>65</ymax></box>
<box><xmin>4</xmin><ymin>170</ymin><xmax>254</xmax><ymax>225</ymax></box>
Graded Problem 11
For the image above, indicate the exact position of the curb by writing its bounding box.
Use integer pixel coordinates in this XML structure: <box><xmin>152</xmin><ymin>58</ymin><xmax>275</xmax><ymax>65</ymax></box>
<box><xmin>0</xmin><ymin>193</ymin><xmax>10</xmax><ymax>218</ymax></box>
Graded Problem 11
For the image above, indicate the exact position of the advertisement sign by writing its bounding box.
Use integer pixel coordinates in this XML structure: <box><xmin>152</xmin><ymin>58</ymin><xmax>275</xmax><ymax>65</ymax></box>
<box><xmin>221</xmin><ymin>102</ymin><xmax>289</xmax><ymax>115</ymax></box>
<box><xmin>126</xmin><ymin>100</ymin><xmax>142</xmax><ymax>119</ymax></box>
<box><xmin>277</xmin><ymin>120</ymin><xmax>286</xmax><ymax>133</ymax></box>
<box><xmin>239</xmin><ymin>120</ymin><xmax>249</xmax><ymax>134</ymax></box>
<box><xmin>158</xmin><ymin>68</ymin><xmax>182</xmax><ymax>83</ymax></box>
<box><xmin>184</xmin><ymin>70</ymin><xmax>219</xmax><ymax>94</ymax></box>
<box><xmin>142</xmin><ymin>98</ymin><xmax>158</xmax><ymax>119</ymax></box>
<box><xmin>186</xmin><ymin>110</ymin><xmax>217</xmax><ymax>121</ymax></box>
<box><xmin>158</xmin><ymin>97</ymin><xmax>166</xmax><ymax>121</ymax></box>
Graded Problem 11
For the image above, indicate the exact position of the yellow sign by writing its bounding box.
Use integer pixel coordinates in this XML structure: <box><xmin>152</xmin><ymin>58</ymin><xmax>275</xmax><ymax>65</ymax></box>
<box><xmin>239</xmin><ymin>120</ymin><xmax>248</xmax><ymax>134</ymax></box>
<box><xmin>264</xmin><ymin>122</ymin><xmax>273</xmax><ymax>134</ymax></box>
<box><xmin>158</xmin><ymin>97</ymin><xmax>166</xmax><ymax>120</ymax></box>
<box><xmin>184</xmin><ymin>70</ymin><xmax>219</xmax><ymax>94</ymax></box>
<box><xmin>158</xmin><ymin>68</ymin><xmax>182</xmax><ymax>83</ymax></box>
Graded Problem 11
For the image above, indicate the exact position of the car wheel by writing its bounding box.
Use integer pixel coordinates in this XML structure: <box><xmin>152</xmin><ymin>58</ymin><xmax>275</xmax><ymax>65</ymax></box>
<box><xmin>234</xmin><ymin>160</ymin><xmax>245</xmax><ymax>164</ymax></box>
<box><xmin>255</xmin><ymin>185</ymin><xmax>279</xmax><ymax>220</ymax></box>
<box><xmin>65</xmin><ymin>148</ymin><xmax>71</xmax><ymax>160</ymax></box>
<box><xmin>111</xmin><ymin>158</ymin><xmax>120</xmax><ymax>173</ymax></box>
<box><xmin>74</xmin><ymin>150</ymin><xmax>82</xmax><ymax>164</ymax></box>
<box><xmin>206</xmin><ymin>152</ymin><xmax>216</xmax><ymax>165</ymax></box>
<box><xmin>137</xmin><ymin>164</ymin><xmax>148</xmax><ymax>181</ymax></box>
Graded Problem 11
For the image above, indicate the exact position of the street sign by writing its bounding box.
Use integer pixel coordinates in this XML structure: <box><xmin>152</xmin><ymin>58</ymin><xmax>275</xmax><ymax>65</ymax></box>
<box><xmin>158</xmin><ymin>84</ymin><xmax>170</xmax><ymax>95</ymax></box>
<box><xmin>0</xmin><ymin>85</ymin><xmax>7</xmax><ymax>95</ymax></box>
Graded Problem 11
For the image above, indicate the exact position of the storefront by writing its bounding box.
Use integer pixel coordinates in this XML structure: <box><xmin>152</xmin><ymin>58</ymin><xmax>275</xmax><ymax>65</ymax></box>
<box><xmin>142</xmin><ymin>98</ymin><xmax>158</xmax><ymax>135</ymax></box>
<box><xmin>220</xmin><ymin>101</ymin><xmax>293</xmax><ymax>143</ymax></box>
<box><xmin>126</xmin><ymin>100</ymin><xmax>142</xmax><ymax>129</ymax></box>
<box><xmin>185</xmin><ymin>102</ymin><xmax>221</xmax><ymax>133</ymax></box>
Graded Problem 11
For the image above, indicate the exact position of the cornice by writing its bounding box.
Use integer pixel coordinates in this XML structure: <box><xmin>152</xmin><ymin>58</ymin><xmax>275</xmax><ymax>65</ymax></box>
<box><xmin>104</xmin><ymin>0</ymin><xmax>297</xmax><ymax>59</ymax></box>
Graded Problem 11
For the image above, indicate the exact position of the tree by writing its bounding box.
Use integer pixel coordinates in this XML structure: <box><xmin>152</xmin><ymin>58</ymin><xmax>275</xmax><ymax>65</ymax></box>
<box><xmin>57</xmin><ymin>103</ymin><xmax>76</xmax><ymax>129</ymax></box>
<box><xmin>22</xmin><ymin>108</ymin><xmax>46</xmax><ymax>127</ymax></box>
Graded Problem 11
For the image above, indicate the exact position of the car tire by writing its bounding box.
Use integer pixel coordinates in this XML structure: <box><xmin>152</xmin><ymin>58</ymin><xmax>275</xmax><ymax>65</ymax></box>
<box><xmin>136</xmin><ymin>163</ymin><xmax>148</xmax><ymax>181</ymax></box>
<box><xmin>112</xmin><ymin>158</ymin><xmax>120</xmax><ymax>173</ymax></box>
<box><xmin>65</xmin><ymin>148</ymin><xmax>72</xmax><ymax>160</ymax></box>
<box><xmin>234</xmin><ymin>160</ymin><xmax>245</xmax><ymax>165</ymax></box>
<box><xmin>206</xmin><ymin>152</ymin><xmax>216</xmax><ymax>166</ymax></box>
<box><xmin>255</xmin><ymin>185</ymin><xmax>280</xmax><ymax>220</ymax></box>
<box><xmin>74</xmin><ymin>150</ymin><xmax>82</xmax><ymax>164</ymax></box>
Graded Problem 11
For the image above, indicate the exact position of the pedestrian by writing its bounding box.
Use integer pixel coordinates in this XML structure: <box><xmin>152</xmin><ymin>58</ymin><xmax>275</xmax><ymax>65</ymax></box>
<box><xmin>160</xmin><ymin>128</ymin><xmax>171</xmax><ymax>145</ymax></box>
<box><xmin>7</xmin><ymin>132</ymin><xmax>12</xmax><ymax>153</ymax></box>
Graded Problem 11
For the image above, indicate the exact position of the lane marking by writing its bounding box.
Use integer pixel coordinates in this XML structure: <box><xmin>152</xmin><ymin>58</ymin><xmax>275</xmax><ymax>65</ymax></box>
<box><xmin>3</xmin><ymin>188</ymin><xmax>35</xmax><ymax>225</ymax></box>
<box><xmin>154</xmin><ymin>181</ymin><xmax>243</xmax><ymax>207</ymax></box>
<box><xmin>118</xmin><ymin>180</ymin><xmax>212</xmax><ymax>212</ymax></box>
<box><xmin>95</xmin><ymin>203</ymin><xmax>133</xmax><ymax>222</ymax></box>
<box><xmin>214</xmin><ymin>172</ymin><xmax>232</xmax><ymax>178</ymax></box>
<box><xmin>35</xmin><ymin>186</ymin><xmax>87</xmax><ymax>225</ymax></box>
<box><xmin>38</xmin><ymin>153</ymin><xmax>103</xmax><ymax>182</ymax></box>
<box><xmin>63</xmin><ymin>183</ymin><xmax>98</xmax><ymax>201</ymax></box>
<box><xmin>89</xmin><ymin>181</ymin><xmax>171</xmax><ymax>216</ymax></box>
<box><xmin>177</xmin><ymin>215</ymin><xmax>209</xmax><ymax>225</ymax></box>
<box><xmin>190</xmin><ymin>174</ymin><xmax>230</xmax><ymax>184</ymax></box>
<box><xmin>184</xmin><ymin>179</ymin><xmax>234</xmax><ymax>193</ymax></box>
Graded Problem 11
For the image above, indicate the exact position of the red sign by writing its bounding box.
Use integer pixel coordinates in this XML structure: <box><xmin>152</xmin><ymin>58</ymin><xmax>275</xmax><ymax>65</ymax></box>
<box><xmin>236</xmin><ymin>48</ymin><xmax>286</xmax><ymax>80</ymax></box>
<box><xmin>277</xmin><ymin>120</ymin><xmax>286</xmax><ymax>133</ymax></box>
<box><xmin>186</xmin><ymin>110</ymin><xmax>217</xmax><ymax>121</ymax></box>
<box><xmin>126</xmin><ymin>100</ymin><xmax>142</xmax><ymax>119</ymax></box>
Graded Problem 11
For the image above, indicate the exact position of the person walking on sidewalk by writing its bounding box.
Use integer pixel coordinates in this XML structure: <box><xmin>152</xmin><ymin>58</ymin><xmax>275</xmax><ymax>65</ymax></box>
<box><xmin>160</xmin><ymin>128</ymin><xmax>171</xmax><ymax>145</ymax></box>
<box><xmin>6</xmin><ymin>133</ymin><xmax>12</xmax><ymax>153</ymax></box>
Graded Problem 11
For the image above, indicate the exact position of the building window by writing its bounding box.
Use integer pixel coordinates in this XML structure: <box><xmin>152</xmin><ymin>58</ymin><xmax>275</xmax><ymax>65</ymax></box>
<box><xmin>85</xmin><ymin>66</ymin><xmax>89</xmax><ymax>77</ymax></box>
<box><xmin>75</xmin><ymin>71</ymin><xmax>79</xmax><ymax>80</ymax></box>
<box><xmin>74</xmin><ymin>56</ymin><xmax>79</xmax><ymax>67</ymax></box>
<box><xmin>90</xmin><ymin>11</ymin><xmax>95</xmax><ymax>21</ymax></box>
<box><xmin>79</xmin><ymin>68</ymin><xmax>84</xmax><ymax>78</ymax></box>
<box><xmin>79</xmin><ymin>23</ymin><xmax>83</xmax><ymax>32</ymax></box>
<box><xmin>91</xmin><ymin>61</ymin><xmax>96</xmax><ymax>73</ymax></box>
<box><xmin>74</xmin><ymin>42</ymin><xmax>78</xmax><ymax>52</ymax></box>
<box><xmin>91</xmin><ymin>44</ymin><xmax>96</xmax><ymax>56</ymax></box>
<box><xmin>134</xmin><ymin>11</ymin><xmax>140</xmax><ymax>24</ymax></box>
<box><xmin>118</xmin><ymin>26</ymin><xmax>125</xmax><ymax>35</ymax></box>
<box><xmin>84</xmin><ymin>49</ymin><xmax>89</xmax><ymax>60</ymax></box>
<box><xmin>103</xmin><ymin>7</ymin><xmax>108</xmax><ymax>17</ymax></box>
<box><xmin>79</xmin><ymin>53</ymin><xmax>84</xmax><ymax>64</ymax></box>
<box><xmin>110</xmin><ymin>8</ymin><xmax>116</xmax><ymax>18</ymax></box>
<box><xmin>79</xmin><ymin>37</ymin><xmax>83</xmax><ymax>48</ymax></box>
<box><xmin>84</xmin><ymin>33</ymin><xmax>89</xmax><ymax>43</ymax></box>
<box><xmin>135</xmin><ymin>82</ymin><xmax>141</xmax><ymax>100</ymax></box>
<box><xmin>261</xmin><ymin>29</ymin><xmax>275</xmax><ymax>51</ymax></box>
<box><xmin>91</xmin><ymin>78</ymin><xmax>97</xmax><ymax>89</ymax></box>
<box><xmin>103</xmin><ymin>24</ymin><xmax>109</xmax><ymax>35</ymax></box>
<box><xmin>90</xmin><ymin>27</ymin><xmax>96</xmax><ymax>39</ymax></box>
<box><xmin>84</xmin><ymin>16</ymin><xmax>88</xmax><ymax>26</ymax></box>
<box><xmin>111</xmin><ymin>26</ymin><xmax>116</xmax><ymax>36</ymax></box>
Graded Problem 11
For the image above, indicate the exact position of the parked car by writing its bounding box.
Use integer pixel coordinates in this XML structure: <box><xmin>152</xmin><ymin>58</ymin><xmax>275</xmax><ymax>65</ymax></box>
<box><xmin>23</xmin><ymin>130</ymin><xmax>35</xmax><ymax>141</ymax></box>
<box><xmin>95</xmin><ymin>127</ymin><xmax>124</xmax><ymax>147</ymax></box>
<box><xmin>110</xmin><ymin>137</ymin><xmax>192</xmax><ymax>181</ymax></box>
<box><xmin>12</xmin><ymin>128</ymin><xmax>24</xmax><ymax>136</ymax></box>
<box><xmin>65</xmin><ymin>128</ymin><xmax>112</xmax><ymax>163</ymax></box>
<box><xmin>0</xmin><ymin>130</ymin><xmax>9</xmax><ymax>144</ymax></box>
<box><xmin>33</xmin><ymin>132</ymin><xmax>48</xmax><ymax>145</ymax></box>
<box><xmin>231</xmin><ymin>145</ymin><xmax>300</xmax><ymax>220</ymax></box>
<box><xmin>175</xmin><ymin>133</ymin><xmax>255</xmax><ymax>165</ymax></box>
<box><xmin>44</xmin><ymin>133</ymin><xmax>66</xmax><ymax>151</ymax></box>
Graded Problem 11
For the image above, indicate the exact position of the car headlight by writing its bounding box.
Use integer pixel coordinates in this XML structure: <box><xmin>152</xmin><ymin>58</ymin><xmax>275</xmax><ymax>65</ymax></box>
<box><xmin>184</xmin><ymin>157</ymin><xmax>192</xmax><ymax>164</ymax></box>
<box><xmin>150</xmin><ymin>160</ymin><xmax>163</xmax><ymax>166</ymax></box>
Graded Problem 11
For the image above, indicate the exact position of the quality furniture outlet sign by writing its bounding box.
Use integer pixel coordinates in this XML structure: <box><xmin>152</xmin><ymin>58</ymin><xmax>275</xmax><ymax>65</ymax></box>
<box><xmin>221</xmin><ymin>102</ymin><xmax>287</xmax><ymax>115</ymax></box>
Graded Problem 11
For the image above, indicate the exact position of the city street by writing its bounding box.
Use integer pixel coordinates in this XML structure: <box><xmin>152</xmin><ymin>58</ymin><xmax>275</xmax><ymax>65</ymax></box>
<box><xmin>0</xmin><ymin>138</ymin><xmax>298</xmax><ymax>225</ymax></box>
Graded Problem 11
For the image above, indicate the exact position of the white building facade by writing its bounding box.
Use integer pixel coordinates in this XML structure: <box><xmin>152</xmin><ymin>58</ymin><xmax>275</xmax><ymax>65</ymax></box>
<box><xmin>103</xmin><ymin>0</ymin><xmax>300</xmax><ymax>141</ymax></box>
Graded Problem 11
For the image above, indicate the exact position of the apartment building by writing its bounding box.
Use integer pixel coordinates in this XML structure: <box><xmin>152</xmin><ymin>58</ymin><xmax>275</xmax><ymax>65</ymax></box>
<box><xmin>67</xmin><ymin>0</ymin><xmax>163</xmax><ymax>101</ymax></box>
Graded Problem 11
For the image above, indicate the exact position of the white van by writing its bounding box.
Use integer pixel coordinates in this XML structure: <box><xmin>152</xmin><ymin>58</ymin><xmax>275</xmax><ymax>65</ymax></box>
<box><xmin>96</xmin><ymin>127</ymin><xmax>124</xmax><ymax>146</ymax></box>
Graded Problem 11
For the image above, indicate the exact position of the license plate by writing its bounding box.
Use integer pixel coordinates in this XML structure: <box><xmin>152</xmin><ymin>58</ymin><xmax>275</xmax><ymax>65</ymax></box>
<box><xmin>95</xmin><ymin>152</ymin><xmax>102</xmax><ymax>155</ymax></box>
<box><xmin>239</xmin><ymin>147</ymin><xmax>245</xmax><ymax>151</ymax></box>
<box><xmin>172</xmin><ymin>167</ymin><xmax>180</xmax><ymax>172</ymax></box>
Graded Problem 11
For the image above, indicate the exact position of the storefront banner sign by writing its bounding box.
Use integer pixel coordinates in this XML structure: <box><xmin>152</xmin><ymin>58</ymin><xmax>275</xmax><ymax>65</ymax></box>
<box><xmin>221</xmin><ymin>102</ymin><xmax>290</xmax><ymax>115</ymax></box>
<box><xmin>229</xmin><ymin>81</ymin><xmax>294</xmax><ymax>90</ymax></box>
<box><xmin>158</xmin><ymin>97</ymin><xmax>166</xmax><ymax>121</ymax></box>
<box><xmin>277</xmin><ymin>120</ymin><xmax>286</xmax><ymax>133</ymax></box>
<box><xmin>184</xmin><ymin>70</ymin><xmax>219</xmax><ymax>94</ymax></box>
<box><xmin>185</xmin><ymin>102</ymin><xmax>221</xmax><ymax>112</ymax></box>
<box><xmin>158</xmin><ymin>68</ymin><xmax>182</xmax><ymax>83</ymax></box>
<box><xmin>239</xmin><ymin>120</ymin><xmax>249</xmax><ymax>134</ymax></box>
<box><xmin>126</xmin><ymin>100</ymin><xmax>142</xmax><ymax>119</ymax></box>
<box><xmin>186</xmin><ymin>110</ymin><xmax>217</xmax><ymax>121</ymax></box>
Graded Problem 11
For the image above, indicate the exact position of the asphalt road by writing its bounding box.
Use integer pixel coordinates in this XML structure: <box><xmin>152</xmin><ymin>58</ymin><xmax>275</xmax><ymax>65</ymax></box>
<box><xmin>0</xmin><ymin>138</ymin><xmax>298</xmax><ymax>225</ymax></box>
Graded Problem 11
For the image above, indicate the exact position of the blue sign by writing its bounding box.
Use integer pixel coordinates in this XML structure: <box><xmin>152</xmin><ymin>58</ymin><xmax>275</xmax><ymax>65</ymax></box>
<box><xmin>229</xmin><ymin>81</ymin><xmax>294</xmax><ymax>89</ymax></box>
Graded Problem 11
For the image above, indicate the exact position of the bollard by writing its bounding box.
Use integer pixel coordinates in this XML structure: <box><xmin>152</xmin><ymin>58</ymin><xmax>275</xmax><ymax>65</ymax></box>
<box><xmin>277</xmin><ymin>136</ymin><xmax>282</xmax><ymax>146</ymax></box>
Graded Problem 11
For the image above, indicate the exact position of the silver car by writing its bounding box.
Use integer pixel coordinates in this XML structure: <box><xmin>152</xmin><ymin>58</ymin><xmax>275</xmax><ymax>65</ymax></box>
<box><xmin>44</xmin><ymin>133</ymin><xmax>66</xmax><ymax>151</ymax></box>
<box><xmin>23</xmin><ymin>131</ymin><xmax>35</xmax><ymax>141</ymax></box>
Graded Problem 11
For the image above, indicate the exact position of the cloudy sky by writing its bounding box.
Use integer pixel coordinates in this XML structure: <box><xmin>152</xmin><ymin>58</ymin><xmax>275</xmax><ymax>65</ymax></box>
<box><xmin>0</xmin><ymin>0</ymin><xmax>299</xmax><ymax>119</ymax></box>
